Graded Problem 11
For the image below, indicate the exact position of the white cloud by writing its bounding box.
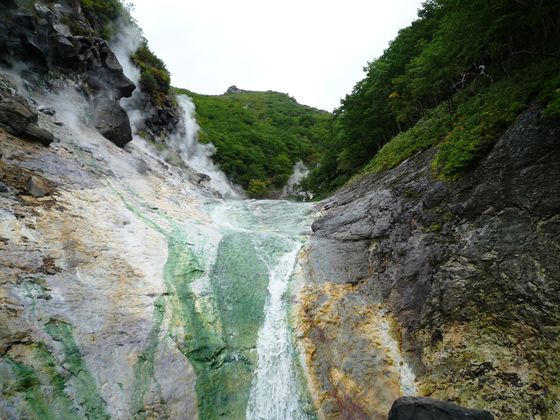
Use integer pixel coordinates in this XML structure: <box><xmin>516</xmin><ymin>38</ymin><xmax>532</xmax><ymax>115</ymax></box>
<box><xmin>130</xmin><ymin>0</ymin><xmax>423</xmax><ymax>111</ymax></box>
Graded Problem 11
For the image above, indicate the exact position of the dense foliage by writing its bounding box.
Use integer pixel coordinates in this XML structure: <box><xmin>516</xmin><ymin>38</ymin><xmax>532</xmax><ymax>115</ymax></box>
<box><xmin>79</xmin><ymin>0</ymin><xmax>127</xmax><ymax>39</ymax></box>
<box><xmin>131</xmin><ymin>43</ymin><xmax>171</xmax><ymax>104</ymax></box>
<box><xmin>303</xmin><ymin>0</ymin><xmax>560</xmax><ymax>197</ymax></box>
<box><xmin>175</xmin><ymin>88</ymin><xmax>331</xmax><ymax>197</ymax></box>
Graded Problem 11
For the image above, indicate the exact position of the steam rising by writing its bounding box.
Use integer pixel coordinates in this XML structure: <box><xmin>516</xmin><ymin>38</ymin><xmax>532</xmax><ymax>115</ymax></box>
<box><xmin>112</xmin><ymin>25</ymin><xmax>241</xmax><ymax>198</ymax></box>
<box><xmin>281</xmin><ymin>161</ymin><xmax>312</xmax><ymax>200</ymax></box>
<box><xmin>111</xmin><ymin>24</ymin><xmax>144</xmax><ymax>132</ymax></box>
<box><xmin>168</xmin><ymin>95</ymin><xmax>242</xmax><ymax>198</ymax></box>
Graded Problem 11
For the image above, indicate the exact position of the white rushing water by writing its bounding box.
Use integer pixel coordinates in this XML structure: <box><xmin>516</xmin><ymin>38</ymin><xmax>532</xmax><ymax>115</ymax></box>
<box><xmin>210</xmin><ymin>200</ymin><xmax>313</xmax><ymax>419</ymax></box>
<box><xmin>246</xmin><ymin>244</ymin><xmax>306</xmax><ymax>420</ymax></box>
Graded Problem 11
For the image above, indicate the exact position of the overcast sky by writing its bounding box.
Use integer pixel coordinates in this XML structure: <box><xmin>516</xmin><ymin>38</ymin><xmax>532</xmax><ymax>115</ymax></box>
<box><xmin>130</xmin><ymin>0</ymin><xmax>424</xmax><ymax>111</ymax></box>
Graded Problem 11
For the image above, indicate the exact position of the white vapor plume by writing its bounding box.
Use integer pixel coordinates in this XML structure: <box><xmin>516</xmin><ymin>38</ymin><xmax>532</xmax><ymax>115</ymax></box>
<box><xmin>111</xmin><ymin>23</ymin><xmax>145</xmax><ymax>132</ymax></box>
<box><xmin>167</xmin><ymin>95</ymin><xmax>242</xmax><ymax>198</ymax></box>
<box><xmin>281</xmin><ymin>160</ymin><xmax>312</xmax><ymax>200</ymax></box>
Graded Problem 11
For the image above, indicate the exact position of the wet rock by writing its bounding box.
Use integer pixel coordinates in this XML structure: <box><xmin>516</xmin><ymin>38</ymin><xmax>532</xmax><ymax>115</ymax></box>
<box><xmin>0</xmin><ymin>96</ymin><xmax>54</xmax><ymax>146</ymax></box>
<box><xmin>388</xmin><ymin>397</ymin><xmax>494</xmax><ymax>420</ymax></box>
<box><xmin>0</xmin><ymin>180</ymin><xmax>8</xmax><ymax>192</ymax></box>
<box><xmin>93</xmin><ymin>98</ymin><xmax>132</xmax><ymax>147</ymax></box>
<box><xmin>26</xmin><ymin>175</ymin><xmax>50</xmax><ymax>197</ymax></box>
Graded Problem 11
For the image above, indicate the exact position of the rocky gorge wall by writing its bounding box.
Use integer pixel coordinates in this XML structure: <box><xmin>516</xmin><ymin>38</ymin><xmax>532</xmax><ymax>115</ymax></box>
<box><xmin>294</xmin><ymin>104</ymin><xmax>560</xmax><ymax>419</ymax></box>
<box><xmin>1</xmin><ymin>1</ymin><xmax>559</xmax><ymax>419</ymax></box>
<box><xmin>0</xmin><ymin>82</ymin><xmax>218</xmax><ymax>417</ymax></box>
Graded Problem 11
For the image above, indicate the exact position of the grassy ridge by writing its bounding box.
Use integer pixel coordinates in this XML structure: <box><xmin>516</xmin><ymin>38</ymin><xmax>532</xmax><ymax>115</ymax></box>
<box><xmin>175</xmin><ymin>88</ymin><xmax>331</xmax><ymax>197</ymax></box>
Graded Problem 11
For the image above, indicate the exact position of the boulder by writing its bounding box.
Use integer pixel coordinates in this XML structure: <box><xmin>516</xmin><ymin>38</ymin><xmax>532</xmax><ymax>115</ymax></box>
<box><xmin>93</xmin><ymin>98</ymin><xmax>132</xmax><ymax>147</ymax></box>
<box><xmin>388</xmin><ymin>397</ymin><xmax>494</xmax><ymax>420</ymax></box>
<box><xmin>0</xmin><ymin>96</ymin><xmax>54</xmax><ymax>146</ymax></box>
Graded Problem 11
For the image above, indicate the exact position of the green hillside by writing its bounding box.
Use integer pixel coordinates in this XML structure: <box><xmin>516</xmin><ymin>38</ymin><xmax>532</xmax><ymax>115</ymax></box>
<box><xmin>301</xmin><ymin>0</ymin><xmax>560</xmax><ymax>198</ymax></box>
<box><xmin>174</xmin><ymin>87</ymin><xmax>331</xmax><ymax>197</ymax></box>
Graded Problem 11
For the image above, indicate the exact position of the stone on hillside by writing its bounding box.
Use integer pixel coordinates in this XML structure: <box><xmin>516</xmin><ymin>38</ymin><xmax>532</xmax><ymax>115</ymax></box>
<box><xmin>388</xmin><ymin>397</ymin><xmax>494</xmax><ymax>420</ymax></box>
<box><xmin>93</xmin><ymin>98</ymin><xmax>132</xmax><ymax>147</ymax></box>
<box><xmin>195</xmin><ymin>173</ymin><xmax>211</xmax><ymax>184</ymax></box>
<box><xmin>26</xmin><ymin>176</ymin><xmax>50</xmax><ymax>197</ymax></box>
<box><xmin>24</xmin><ymin>123</ymin><xmax>55</xmax><ymax>145</ymax></box>
<box><xmin>226</xmin><ymin>85</ymin><xmax>243</xmax><ymax>94</ymax></box>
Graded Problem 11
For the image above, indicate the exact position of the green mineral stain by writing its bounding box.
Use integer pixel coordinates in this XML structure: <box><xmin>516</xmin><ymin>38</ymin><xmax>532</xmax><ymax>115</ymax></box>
<box><xmin>6</xmin><ymin>358</ymin><xmax>55</xmax><ymax>420</ymax></box>
<box><xmin>3</xmin><ymin>344</ymin><xmax>79</xmax><ymax>420</ymax></box>
<box><xmin>211</xmin><ymin>232</ymin><xmax>269</xmax><ymax>350</ymax></box>
<box><xmin>191</xmin><ymin>232</ymin><xmax>271</xmax><ymax>419</ymax></box>
<box><xmin>113</xmin><ymin>185</ymin><xmax>311</xmax><ymax>418</ymax></box>
<box><xmin>130</xmin><ymin>296</ymin><xmax>166</xmax><ymax>419</ymax></box>
<box><xmin>43</xmin><ymin>320</ymin><xmax>109</xmax><ymax>419</ymax></box>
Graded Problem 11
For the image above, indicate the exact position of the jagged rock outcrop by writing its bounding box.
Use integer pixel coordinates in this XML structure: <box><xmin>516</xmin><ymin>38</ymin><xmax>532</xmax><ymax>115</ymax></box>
<box><xmin>139</xmin><ymin>96</ymin><xmax>182</xmax><ymax>143</ymax></box>
<box><xmin>226</xmin><ymin>85</ymin><xmax>243</xmax><ymax>94</ymax></box>
<box><xmin>0</xmin><ymin>0</ymin><xmax>134</xmax><ymax>146</ymax></box>
<box><xmin>0</xmin><ymin>95</ymin><xmax>54</xmax><ymax>146</ymax></box>
<box><xmin>295</xmin><ymin>105</ymin><xmax>560</xmax><ymax>419</ymax></box>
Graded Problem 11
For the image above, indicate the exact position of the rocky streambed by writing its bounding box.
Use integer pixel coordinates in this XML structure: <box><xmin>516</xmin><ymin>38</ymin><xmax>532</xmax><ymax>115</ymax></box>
<box><xmin>1</xmin><ymin>73</ymin><xmax>559</xmax><ymax>420</ymax></box>
<box><xmin>1</xmin><ymin>6</ymin><xmax>559</xmax><ymax>416</ymax></box>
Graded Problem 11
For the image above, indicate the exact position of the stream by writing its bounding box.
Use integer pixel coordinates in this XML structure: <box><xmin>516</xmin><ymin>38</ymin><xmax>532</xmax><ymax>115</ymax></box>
<box><xmin>206</xmin><ymin>199</ymin><xmax>314</xmax><ymax>419</ymax></box>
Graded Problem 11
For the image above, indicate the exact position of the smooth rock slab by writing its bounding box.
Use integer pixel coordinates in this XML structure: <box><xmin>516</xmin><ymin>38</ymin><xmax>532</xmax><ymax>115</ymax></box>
<box><xmin>388</xmin><ymin>397</ymin><xmax>494</xmax><ymax>420</ymax></box>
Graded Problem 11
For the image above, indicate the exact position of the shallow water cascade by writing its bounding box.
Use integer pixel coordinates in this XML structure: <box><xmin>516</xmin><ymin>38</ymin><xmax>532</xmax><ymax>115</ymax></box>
<box><xmin>207</xmin><ymin>199</ymin><xmax>315</xmax><ymax>419</ymax></box>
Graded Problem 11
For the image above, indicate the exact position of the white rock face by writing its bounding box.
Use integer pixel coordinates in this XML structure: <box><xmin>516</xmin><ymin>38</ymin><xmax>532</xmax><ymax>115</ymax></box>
<box><xmin>0</xmin><ymin>86</ymin><xmax>226</xmax><ymax>419</ymax></box>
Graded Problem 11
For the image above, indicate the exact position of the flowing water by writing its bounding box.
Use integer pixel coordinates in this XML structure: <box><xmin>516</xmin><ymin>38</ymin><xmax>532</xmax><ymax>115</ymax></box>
<box><xmin>208</xmin><ymin>199</ymin><xmax>314</xmax><ymax>419</ymax></box>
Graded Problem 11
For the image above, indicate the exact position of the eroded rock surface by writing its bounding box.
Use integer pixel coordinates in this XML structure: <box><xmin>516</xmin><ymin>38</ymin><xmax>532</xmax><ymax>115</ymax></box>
<box><xmin>295</xmin><ymin>105</ymin><xmax>560</xmax><ymax>419</ymax></box>
<box><xmin>0</xmin><ymin>0</ymin><xmax>135</xmax><ymax>147</ymax></box>
<box><xmin>0</xmin><ymin>95</ymin><xmax>54</xmax><ymax>146</ymax></box>
<box><xmin>0</xmin><ymin>105</ymin><xmax>212</xmax><ymax>418</ymax></box>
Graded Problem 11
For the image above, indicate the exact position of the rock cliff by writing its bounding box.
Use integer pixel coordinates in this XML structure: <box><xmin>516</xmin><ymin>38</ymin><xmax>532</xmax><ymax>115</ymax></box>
<box><xmin>0</xmin><ymin>86</ymin><xmax>214</xmax><ymax>417</ymax></box>
<box><xmin>294</xmin><ymin>104</ymin><xmax>560</xmax><ymax>419</ymax></box>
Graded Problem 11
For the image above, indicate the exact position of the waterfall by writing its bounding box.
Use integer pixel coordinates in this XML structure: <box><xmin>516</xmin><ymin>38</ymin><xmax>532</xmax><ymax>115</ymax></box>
<box><xmin>208</xmin><ymin>199</ymin><xmax>313</xmax><ymax>419</ymax></box>
<box><xmin>245</xmin><ymin>244</ymin><xmax>307</xmax><ymax>420</ymax></box>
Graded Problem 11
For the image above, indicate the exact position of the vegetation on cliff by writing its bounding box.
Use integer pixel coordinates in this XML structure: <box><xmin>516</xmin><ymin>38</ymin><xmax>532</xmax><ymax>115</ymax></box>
<box><xmin>78</xmin><ymin>0</ymin><xmax>173</xmax><ymax>107</ymax></box>
<box><xmin>175</xmin><ymin>88</ymin><xmax>331</xmax><ymax>197</ymax></box>
<box><xmin>302</xmin><ymin>0</ymin><xmax>560</xmax><ymax>197</ymax></box>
